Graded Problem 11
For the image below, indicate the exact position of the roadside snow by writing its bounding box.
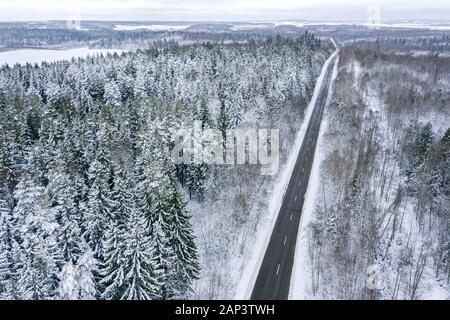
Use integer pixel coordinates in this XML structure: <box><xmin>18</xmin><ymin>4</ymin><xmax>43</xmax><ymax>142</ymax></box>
<box><xmin>235</xmin><ymin>43</ymin><xmax>339</xmax><ymax>299</ymax></box>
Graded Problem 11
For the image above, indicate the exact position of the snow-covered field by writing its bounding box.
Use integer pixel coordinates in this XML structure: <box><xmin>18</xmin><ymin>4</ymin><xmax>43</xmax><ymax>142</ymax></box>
<box><xmin>0</xmin><ymin>48</ymin><xmax>127</xmax><ymax>67</ymax></box>
<box><xmin>231</xmin><ymin>21</ymin><xmax>450</xmax><ymax>31</ymax></box>
<box><xmin>230</xmin><ymin>24</ymin><xmax>271</xmax><ymax>31</ymax></box>
<box><xmin>114</xmin><ymin>24</ymin><xmax>190</xmax><ymax>31</ymax></box>
<box><xmin>364</xmin><ymin>22</ymin><xmax>450</xmax><ymax>31</ymax></box>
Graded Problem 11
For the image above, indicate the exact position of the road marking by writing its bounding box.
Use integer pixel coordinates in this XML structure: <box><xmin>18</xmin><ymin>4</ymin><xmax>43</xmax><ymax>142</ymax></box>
<box><xmin>290</xmin><ymin>213</ymin><xmax>293</xmax><ymax>221</ymax></box>
<box><xmin>276</xmin><ymin>264</ymin><xmax>280</xmax><ymax>276</ymax></box>
<box><xmin>301</xmin><ymin>167</ymin><xmax>304</xmax><ymax>173</ymax></box>
<box><xmin>298</xmin><ymin>180</ymin><xmax>301</xmax><ymax>186</ymax></box>
<box><xmin>294</xmin><ymin>195</ymin><xmax>297</xmax><ymax>202</ymax></box>
<box><xmin>284</xmin><ymin>236</ymin><xmax>287</xmax><ymax>246</ymax></box>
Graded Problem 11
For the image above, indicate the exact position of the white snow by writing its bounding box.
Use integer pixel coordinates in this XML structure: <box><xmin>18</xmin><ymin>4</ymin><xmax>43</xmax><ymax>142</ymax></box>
<box><xmin>231</xmin><ymin>24</ymin><xmax>271</xmax><ymax>31</ymax></box>
<box><xmin>0</xmin><ymin>47</ymin><xmax>127</xmax><ymax>67</ymax></box>
<box><xmin>289</xmin><ymin>50</ymin><xmax>450</xmax><ymax>300</ymax></box>
<box><xmin>114</xmin><ymin>24</ymin><xmax>190</xmax><ymax>31</ymax></box>
<box><xmin>230</xmin><ymin>21</ymin><xmax>450</xmax><ymax>32</ymax></box>
<box><xmin>365</xmin><ymin>22</ymin><xmax>450</xmax><ymax>31</ymax></box>
<box><xmin>289</xmin><ymin>52</ymin><xmax>340</xmax><ymax>300</ymax></box>
<box><xmin>235</xmin><ymin>40</ymin><xmax>339</xmax><ymax>299</ymax></box>
<box><xmin>273</xmin><ymin>21</ymin><xmax>306</xmax><ymax>28</ymax></box>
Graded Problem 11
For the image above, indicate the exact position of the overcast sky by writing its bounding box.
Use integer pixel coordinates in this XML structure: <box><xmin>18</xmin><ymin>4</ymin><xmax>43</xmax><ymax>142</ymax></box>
<box><xmin>0</xmin><ymin>0</ymin><xmax>449</xmax><ymax>22</ymax></box>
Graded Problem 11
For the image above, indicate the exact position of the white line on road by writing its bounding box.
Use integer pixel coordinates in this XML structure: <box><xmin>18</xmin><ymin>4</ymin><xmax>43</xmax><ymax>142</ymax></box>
<box><xmin>294</xmin><ymin>196</ymin><xmax>297</xmax><ymax>202</ymax></box>
<box><xmin>276</xmin><ymin>264</ymin><xmax>280</xmax><ymax>276</ymax></box>
<box><xmin>284</xmin><ymin>236</ymin><xmax>287</xmax><ymax>246</ymax></box>
<box><xmin>298</xmin><ymin>180</ymin><xmax>301</xmax><ymax>186</ymax></box>
<box><xmin>290</xmin><ymin>213</ymin><xmax>293</xmax><ymax>221</ymax></box>
<box><xmin>301</xmin><ymin>167</ymin><xmax>304</xmax><ymax>173</ymax></box>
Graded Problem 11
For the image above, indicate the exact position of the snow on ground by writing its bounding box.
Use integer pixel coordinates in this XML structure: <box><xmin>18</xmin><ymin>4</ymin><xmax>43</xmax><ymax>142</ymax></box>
<box><xmin>235</xmin><ymin>44</ymin><xmax>339</xmax><ymax>299</ymax></box>
<box><xmin>273</xmin><ymin>21</ymin><xmax>306</xmax><ymax>28</ymax></box>
<box><xmin>290</xmin><ymin>52</ymin><xmax>449</xmax><ymax>299</ymax></box>
<box><xmin>230</xmin><ymin>24</ymin><xmax>271</xmax><ymax>31</ymax></box>
<box><xmin>364</xmin><ymin>22</ymin><xmax>450</xmax><ymax>31</ymax></box>
<box><xmin>114</xmin><ymin>24</ymin><xmax>190</xmax><ymax>31</ymax></box>
<box><xmin>360</xmin><ymin>67</ymin><xmax>449</xmax><ymax>301</ymax></box>
<box><xmin>235</xmin><ymin>21</ymin><xmax>450</xmax><ymax>31</ymax></box>
<box><xmin>0</xmin><ymin>48</ymin><xmax>127</xmax><ymax>67</ymax></box>
<box><xmin>289</xmin><ymin>52</ymin><xmax>340</xmax><ymax>300</ymax></box>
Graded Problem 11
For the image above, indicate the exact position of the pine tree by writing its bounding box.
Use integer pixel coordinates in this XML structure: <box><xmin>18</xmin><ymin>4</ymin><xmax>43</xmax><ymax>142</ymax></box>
<box><xmin>83</xmin><ymin>158</ymin><xmax>114</xmax><ymax>257</ymax></box>
<box><xmin>14</xmin><ymin>176</ymin><xmax>62</xmax><ymax>299</ymax></box>
<box><xmin>429</xmin><ymin>127</ymin><xmax>450</xmax><ymax>197</ymax></box>
<box><xmin>185</xmin><ymin>164</ymin><xmax>208</xmax><ymax>201</ymax></box>
<box><xmin>57</xmin><ymin>242</ymin><xmax>98</xmax><ymax>300</ymax></box>
<box><xmin>217</xmin><ymin>91</ymin><xmax>230</xmax><ymax>140</ymax></box>
<box><xmin>55</xmin><ymin>177</ymin><xmax>83</xmax><ymax>263</ymax></box>
<box><xmin>104</xmin><ymin>80</ymin><xmax>122</xmax><ymax>107</ymax></box>
<box><xmin>121</xmin><ymin>209</ymin><xmax>162</xmax><ymax>300</ymax></box>
<box><xmin>199</xmin><ymin>99</ymin><xmax>213</xmax><ymax>130</ymax></box>
<box><xmin>111</xmin><ymin>160</ymin><xmax>134</xmax><ymax>224</ymax></box>
<box><xmin>99</xmin><ymin>221</ymin><xmax>126</xmax><ymax>299</ymax></box>
<box><xmin>57</xmin><ymin>262</ymin><xmax>79</xmax><ymax>300</ymax></box>
<box><xmin>76</xmin><ymin>246</ymin><xmax>98</xmax><ymax>300</ymax></box>
<box><xmin>406</xmin><ymin>122</ymin><xmax>434</xmax><ymax>179</ymax></box>
<box><xmin>0</xmin><ymin>240</ymin><xmax>12</xmax><ymax>298</ymax></box>
<box><xmin>134</xmin><ymin>70</ymin><xmax>147</xmax><ymax>101</ymax></box>
<box><xmin>0</xmin><ymin>199</ymin><xmax>14</xmax><ymax>299</ymax></box>
<box><xmin>166</xmin><ymin>183</ymin><xmax>200</xmax><ymax>298</ymax></box>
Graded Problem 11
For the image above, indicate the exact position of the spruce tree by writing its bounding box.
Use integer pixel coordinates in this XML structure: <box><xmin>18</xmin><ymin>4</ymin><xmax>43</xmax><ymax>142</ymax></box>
<box><xmin>121</xmin><ymin>209</ymin><xmax>162</xmax><ymax>300</ymax></box>
<box><xmin>99</xmin><ymin>221</ymin><xmax>127</xmax><ymax>299</ymax></box>
<box><xmin>166</xmin><ymin>183</ymin><xmax>200</xmax><ymax>298</ymax></box>
<box><xmin>111</xmin><ymin>160</ymin><xmax>135</xmax><ymax>224</ymax></box>
<box><xmin>84</xmin><ymin>158</ymin><xmax>114</xmax><ymax>257</ymax></box>
<box><xmin>13</xmin><ymin>176</ymin><xmax>62</xmax><ymax>299</ymax></box>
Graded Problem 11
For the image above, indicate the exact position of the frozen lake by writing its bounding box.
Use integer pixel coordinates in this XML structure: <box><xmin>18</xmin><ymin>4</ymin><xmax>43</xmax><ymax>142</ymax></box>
<box><xmin>0</xmin><ymin>47</ymin><xmax>127</xmax><ymax>67</ymax></box>
<box><xmin>114</xmin><ymin>24</ymin><xmax>190</xmax><ymax>31</ymax></box>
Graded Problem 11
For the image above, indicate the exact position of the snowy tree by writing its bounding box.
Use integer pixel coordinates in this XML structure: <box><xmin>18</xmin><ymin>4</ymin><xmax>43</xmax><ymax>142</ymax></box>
<box><xmin>13</xmin><ymin>176</ymin><xmax>62</xmax><ymax>299</ymax></box>
<box><xmin>99</xmin><ymin>221</ymin><xmax>126</xmax><ymax>299</ymax></box>
<box><xmin>57</xmin><ymin>262</ymin><xmax>79</xmax><ymax>300</ymax></box>
<box><xmin>0</xmin><ymin>240</ymin><xmax>12</xmax><ymax>298</ymax></box>
<box><xmin>58</xmin><ymin>243</ymin><xmax>98</xmax><ymax>300</ymax></box>
<box><xmin>407</xmin><ymin>122</ymin><xmax>434</xmax><ymax>178</ymax></box>
<box><xmin>83</xmin><ymin>157</ymin><xmax>114</xmax><ymax>257</ymax></box>
<box><xmin>111</xmin><ymin>160</ymin><xmax>135</xmax><ymax>224</ymax></box>
<box><xmin>166</xmin><ymin>183</ymin><xmax>200</xmax><ymax>298</ymax></box>
<box><xmin>121</xmin><ymin>209</ymin><xmax>162</xmax><ymax>300</ymax></box>
<box><xmin>104</xmin><ymin>80</ymin><xmax>121</xmax><ymax>107</ymax></box>
<box><xmin>134</xmin><ymin>70</ymin><xmax>147</xmax><ymax>101</ymax></box>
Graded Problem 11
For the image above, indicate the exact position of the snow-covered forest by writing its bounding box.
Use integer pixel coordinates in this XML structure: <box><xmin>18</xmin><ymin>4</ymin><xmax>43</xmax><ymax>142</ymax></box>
<box><xmin>302</xmin><ymin>40</ymin><xmax>450</xmax><ymax>299</ymax></box>
<box><xmin>0</xmin><ymin>32</ymin><xmax>326</xmax><ymax>299</ymax></box>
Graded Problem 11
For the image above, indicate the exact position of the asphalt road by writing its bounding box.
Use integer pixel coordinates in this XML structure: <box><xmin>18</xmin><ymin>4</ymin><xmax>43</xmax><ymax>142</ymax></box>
<box><xmin>251</xmin><ymin>50</ymin><xmax>339</xmax><ymax>300</ymax></box>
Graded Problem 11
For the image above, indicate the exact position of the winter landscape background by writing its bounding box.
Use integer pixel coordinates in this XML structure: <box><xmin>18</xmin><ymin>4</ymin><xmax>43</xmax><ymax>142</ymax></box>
<box><xmin>0</xmin><ymin>5</ymin><xmax>449</xmax><ymax>300</ymax></box>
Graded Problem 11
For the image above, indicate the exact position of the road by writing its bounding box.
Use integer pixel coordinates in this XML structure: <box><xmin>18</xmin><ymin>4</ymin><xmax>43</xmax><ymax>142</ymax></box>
<box><xmin>250</xmin><ymin>47</ymin><xmax>339</xmax><ymax>300</ymax></box>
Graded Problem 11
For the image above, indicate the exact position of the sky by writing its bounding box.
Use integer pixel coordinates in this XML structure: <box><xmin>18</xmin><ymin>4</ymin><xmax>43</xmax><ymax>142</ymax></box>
<box><xmin>0</xmin><ymin>0</ymin><xmax>449</xmax><ymax>22</ymax></box>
